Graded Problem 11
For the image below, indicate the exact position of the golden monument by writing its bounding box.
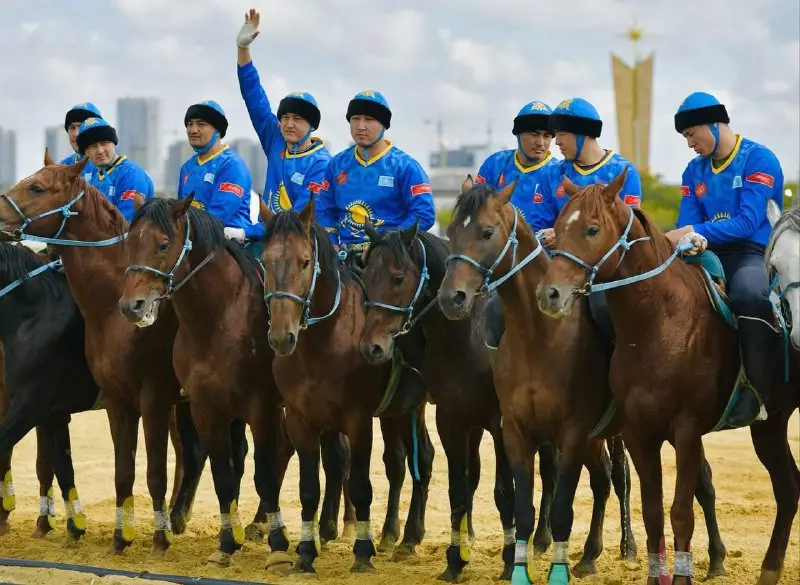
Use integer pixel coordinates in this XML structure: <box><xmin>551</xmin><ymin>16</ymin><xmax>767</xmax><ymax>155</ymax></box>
<box><xmin>611</xmin><ymin>26</ymin><xmax>654</xmax><ymax>173</ymax></box>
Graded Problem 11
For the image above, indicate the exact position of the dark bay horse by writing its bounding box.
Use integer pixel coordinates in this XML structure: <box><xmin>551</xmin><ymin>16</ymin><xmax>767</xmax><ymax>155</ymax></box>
<box><xmin>0</xmin><ymin>155</ymin><xmax>206</xmax><ymax>554</ymax></box>
<box><xmin>537</xmin><ymin>170</ymin><xmax>798</xmax><ymax>585</ymax></box>
<box><xmin>259</xmin><ymin>198</ymin><xmax>434</xmax><ymax>575</ymax></box>
<box><xmin>360</xmin><ymin>222</ymin><xmax>560</xmax><ymax>582</ymax></box>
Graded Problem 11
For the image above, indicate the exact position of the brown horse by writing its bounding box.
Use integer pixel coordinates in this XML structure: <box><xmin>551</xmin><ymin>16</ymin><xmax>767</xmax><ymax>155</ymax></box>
<box><xmin>360</xmin><ymin>222</ymin><xmax>560</xmax><ymax>581</ymax></box>
<box><xmin>259</xmin><ymin>198</ymin><xmax>434</xmax><ymax>575</ymax></box>
<box><xmin>536</xmin><ymin>169</ymin><xmax>798</xmax><ymax>585</ymax></box>
<box><xmin>0</xmin><ymin>155</ymin><xmax>205</xmax><ymax>554</ymax></box>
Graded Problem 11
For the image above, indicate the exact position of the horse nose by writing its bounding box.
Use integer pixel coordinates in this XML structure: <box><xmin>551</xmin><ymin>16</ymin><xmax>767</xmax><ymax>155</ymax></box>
<box><xmin>547</xmin><ymin>286</ymin><xmax>560</xmax><ymax>302</ymax></box>
<box><xmin>268</xmin><ymin>330</ymin><xmax>298</xmax><ymax>355</ymax></box>
<box><xmin>368</xmin><ymin>344</ymin><xmax>385</xmax><ymax>362</ymax></box>
<box><xmin>119</xmin><ymin>297</ymin><xmax>146</xmax><ymax>322</ymax></box>
<box><xmin>451</xmin><ymin>290</ymin><xmax>466</xmax><ymax>308</ymax></box>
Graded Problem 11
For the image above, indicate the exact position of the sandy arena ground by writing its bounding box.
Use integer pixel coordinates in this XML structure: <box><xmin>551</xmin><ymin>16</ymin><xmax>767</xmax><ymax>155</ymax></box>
<box><xmin>0</xmin><ymin>409</ymin><xmax>797</xmax><ymax>585</ymax></box>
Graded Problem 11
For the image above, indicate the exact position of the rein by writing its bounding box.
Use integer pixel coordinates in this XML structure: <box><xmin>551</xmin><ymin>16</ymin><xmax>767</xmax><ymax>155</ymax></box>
<box><xmin>125</xmin><ymin>215</ymin><xmax>216</xmax><ymax>298</ymax></box>
<box><xmin>261</xmin><ymin>232</ymin><xmax>342</xmax><ymax>329</ymax></box>
<box><xmin>0</xmin><ymin>190</ymin><xmax>127</xmax><ymax>247</ymax></box>
<box><xmin>445</xmin><ymin>206</ymin><xmax>545</xmax><ymax>295</ymax></box>
<box><xmin>550</xmin><ymin>205</ymin><xmax>694</xmax><ymax>295</ymax></box>
<box><xmin>0</xmin><ymin>259</ymin><xmax>63</xmax><ymax>299</ymax></box>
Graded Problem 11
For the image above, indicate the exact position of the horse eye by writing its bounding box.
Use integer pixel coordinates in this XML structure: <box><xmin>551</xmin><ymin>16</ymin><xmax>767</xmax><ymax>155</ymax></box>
<box><xmin>391</xmin><ymin>274</ymin><xmax>405</xmax><ymax>286</ymax></box>
<box><xmin>481</xmin><ymin>228</ymin><xmax>494</xmax><ymax>240</ymax></box>
<box><xmin>586</xmin><ymin>226</ymin><xmax>600</xmax><ymax>237</ymax></box>
<box><xmin>158</xmin><ymin>241</ymin><xmax>170</xmax><ymax>252</ymax></box>
<box><xmin>302</xmin><ymin>259</ymin><xmax>311</xmax><ymax>270</ymax></box>
<box><xmin>30</xmin><ymin>184</ymin><xmax>45</xmax><ymax>194</ymax></box>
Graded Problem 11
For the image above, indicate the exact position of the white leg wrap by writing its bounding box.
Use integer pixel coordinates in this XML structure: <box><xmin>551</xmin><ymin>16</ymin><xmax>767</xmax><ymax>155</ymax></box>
<box><xmin>154</xmin><ymin>509</ymin><xmax>172</xmax><ymax>532</ymax></box>
<box><xmin>514</xmin><ymin>540</ymin><xmax>527</xmax><ymax>564</ymax></box>
<box><xmin>266</xmin><ymin>511</ymin><xmax>285</xmax><ymax>532</ymax></box>
<box><xmin>674</xmin><ymin>551</ymin><xmax>694</xmax><ymax>577</ymax></box>
<box><xmin>552</xmin><ymin>540</ymin><xmax>569</xmax><ymax>563</ymax></box>
<box><xmin>300</xmin><ymin>520</ymin><xmax>316</xmax><ymax>542</ymax></box>
<box><xmin>503</xmin><ymin>527</ymin><xmax>515</xmax><ymax>546</ymax></box>
<box><xmin>355</xmin><ymin>520</ymin><xmax>373</xmax><ymax>541</ymax></box>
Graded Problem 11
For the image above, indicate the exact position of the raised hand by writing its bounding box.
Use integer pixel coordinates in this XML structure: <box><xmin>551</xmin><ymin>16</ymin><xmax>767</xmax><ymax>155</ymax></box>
<box><xmin>237</xmin><ymin>8</ymin><xmax>261</xmax><ymax>47</ymax></box>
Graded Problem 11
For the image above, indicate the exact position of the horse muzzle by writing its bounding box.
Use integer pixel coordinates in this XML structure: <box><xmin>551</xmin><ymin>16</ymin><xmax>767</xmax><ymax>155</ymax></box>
<box><xmin>118</xmin><ymin>295</ymin><xmax>161</xmax><ymax>328</ymax></box>
<box><xmin>268</xmin><ymin>329</ymin><xmax>298</xmax><ymax>356</ymax></box>
<box><xmin>536</xmin><ymin>282</ymin><xmax>576</xmax><ymax>318</ymax></box>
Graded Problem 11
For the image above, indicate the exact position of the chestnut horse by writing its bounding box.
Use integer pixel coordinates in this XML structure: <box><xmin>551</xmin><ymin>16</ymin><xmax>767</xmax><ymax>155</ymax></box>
<box><xmin>360</xmin><ymin>222</ymin><xmax>559</xmax><ymax>582</ymax></box>
<box><xmin>537</xmin><ymin>170</ymin><xmax>798</xmax><ymax>585</ymax></box>
<box><xmin>0</xmin><ymin>155</ymin><xmax>206</xmax><ymax>554</ymax></box>
<box><xmin>259</xmin><ymin>198</ymin><xmax>434</xmax><ymax>575</ymax></box>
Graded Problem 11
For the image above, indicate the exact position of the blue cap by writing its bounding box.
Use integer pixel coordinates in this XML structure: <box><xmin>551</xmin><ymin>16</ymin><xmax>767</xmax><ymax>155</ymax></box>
<box><xmin>346</xmin><ymin>90</ymin><xmax>392</xmax><ymax>129</ymax></box>
<box><xmin>278</xmin><ymin>92</ymin><xmax>321</xmax><ymax>130</ymax></box>
<box><xmin>674</xmin><ymin>92</ymin><xmax>729</xmax><ymax>133</ymax></box>
<box><xmin>76</xmin><ymin>117</ymin><xmax>118</xmax><ymax>154</ymax></box>
<box><xmin>184</xmin><ymin>100</ymin><xmax>229</xmax><ymax>137</ymax></box>
<box><xmin>513</xmin><ymin>101</ymin><xmax>552</xmax><ymax>135</ymax></box>
<box><xmin>64</xmin><ymin>102</ymin><xmax>103</xmax><ymax>131</ymax></box>
<box><xmin>549</xmin><ymin>97</ymin><xmax>602</xmax><ymax>137</ymax></box>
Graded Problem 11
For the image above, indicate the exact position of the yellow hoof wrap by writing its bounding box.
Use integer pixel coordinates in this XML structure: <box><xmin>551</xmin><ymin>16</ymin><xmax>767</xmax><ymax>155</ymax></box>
<box><xmin>154</xmin><ymin>504</ymin><xmax>173</xmax><ymax>544</ymax></box>
<box><xmin>41</xmin><ymin>487</ymin><xmax>57</xmax><ymax>529</ymax></box>
<box><xmin>300</xmin><ymin>513</ymin><xmax>321</xmax><ymax>554</ymax></box>
<box><xmin>1</xmin><ymin>471</ymin><xmax>15</xmax><ymax>512</ymax></box>
<box><xmin>116</xmin><ymin>495</ymin><xmax>136</xmax><ymax>543</ymax></box>
<box><xmin>221</xmin><ymin>501</ymin><xmax>244</xmax><ymax>546</ymax></box>
<box><xmin>66</xmin><ymin>488</ymin><xmax>87</xmax><ymax>532</ymax></box>
<box><xmin>458</xmin><ymin>514</ymin><xmax>471</xmax><ymax>562</ymax></box>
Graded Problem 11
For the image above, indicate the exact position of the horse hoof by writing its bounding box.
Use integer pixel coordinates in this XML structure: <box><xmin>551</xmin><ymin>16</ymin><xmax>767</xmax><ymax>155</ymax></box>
<box><xmin>756</xmin><ymin>569</ymin><xmax>782</xmax><ymax>585</ymax></box>
<box><xmin>0</xmin><ymin>521</ymin><xmax>10</xmax><ymax>536</ymax></box>
<box><xmin>67</xmin><ymin>517</ymin><xmax>86</xmax><ymax>541</ymax></box>
<box><xmin>152</xmin><ymin>530</ymin><xmax>172</xmax><ymax>556</ymax></box>
<box><xmin>110</xmin><ymin>532</ymin><xmax>132</xmax><ymax>555</ymax></box>
<box><xmin>318</xmin><ymin>521</ymin><xmax>338</xmax><ymax>544</ymax></box>
<box><xmin>350</xmin><ymin>559</ymin><xmax>376</xmax><ymax>573</ymax></box>
<box><xmin>377</xmin><ymin>534</ymin><xmax>397</xmax><ymax>553</ymax></box>
<box><xmin>437</xmin><ymin>566</ymin><xmax>466</xmax><ymax>583</ymax></box>
<box><xmin>265</xmin><ymin>551</ymin><xmax>293</xmax><ymax>575</ymax></box>
<box><xmin>245</xmin><ymin>522</ymin><xmax>266</xmax><ymax>543</ymax></box>
<box><xmin>207</xmin><ymin>550</ymin><xmax>232</xmax><ymax>567</ymax></box>
<box><xmin>391</xmin><ymin>542</ymin><xmax>417</xmax><ymax>561</ymax></box>
<box><xmin>341</xmin><ymin>522</ymin><xmax>356</xmax><ymax>540</ymax></box>
<box><xmin>572</xmin><ymin>560</ymin><xmax>597</xmax><ymax>578</ymax></box>
<box><xmin>290</xmin><ymin>561</ymin><xmax>317</xmax><ymax>575</ymax></box>
<box><xmin>705</xmin><ymin>564</ymin><xmax>727</xmax><ymax>579</ymax></box>
<box><xmin>171</xmin><ymin>512</ymin><xmax>188</xmax><ymax>536</ymax></box>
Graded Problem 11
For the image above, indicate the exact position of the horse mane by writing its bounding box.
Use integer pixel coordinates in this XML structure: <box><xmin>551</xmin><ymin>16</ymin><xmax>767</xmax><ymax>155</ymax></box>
<box><xmin>452</xmin><ymin>184</ymin><xmax>497</xmax><ymax>225</ymax></box>
<box><xmin>365</xmin><ymin>229</ymin><xmax>450</xmax><ymax>290</ymax></box>
<box><xmin>264</xmin><ymin>210</ymin><xmax>358</xmax><ymax>286</ymax></box>
<box><xmin>0</xmin><ymin>242</ymin><xmax>68</xmax><ymax>303</ymax></box>
<box><xmin>766</xmin><ymin>205</ymin><xmax>800</xmax><ymax>265</ymax></box>
<box><xmin>130</xmin><ymin>198</ymin><xmax>261</xmax><ymax>282</ymax></box>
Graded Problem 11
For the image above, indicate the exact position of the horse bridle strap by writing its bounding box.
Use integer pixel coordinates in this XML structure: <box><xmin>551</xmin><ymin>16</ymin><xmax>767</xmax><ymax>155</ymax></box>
<box><xmin>0</xmin><ymin>259</ymin><xmax>63</xmax><ymax>299</ymax></box>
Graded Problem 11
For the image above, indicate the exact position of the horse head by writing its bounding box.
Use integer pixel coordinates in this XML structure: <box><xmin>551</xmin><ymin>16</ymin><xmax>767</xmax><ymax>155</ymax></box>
<box><xmin>438</xmin><ymin>175</ymin><xmax>517</xmax><ymax>320</ymax></box>
<box><xmin>118</xmin><ymin>196</ymin><xmax>194</xmax><ymax>327</ymax></box>
<box><xmin>536</xmin><ymin>169</ymin><xmax>632</xmax><ymax>317</ymax></box>
<box><xmin>766</xmin><ymin>200</ymin><xmax>800</xmax><ymax>349</ymax></box>
<box><xmin>0</xmin><ymin>151</ymin><xmax>88</xmax><ymax>239</ymax></box>
<box><xmin>360</xmin><ymin>221</ymin><xmax>424</xmax><ymax>363</ymax></box>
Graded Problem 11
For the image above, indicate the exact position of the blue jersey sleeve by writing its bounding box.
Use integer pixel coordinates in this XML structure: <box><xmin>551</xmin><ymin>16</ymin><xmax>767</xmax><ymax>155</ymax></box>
<box><xmin>675</xmin><ymin>166</ymin><xmax>706</xmax><ymax>228</ymax></box>
<box><xmin>295</xmin><ymin>157</ymin><xmax>329</xmax><ymax>213</ymax></box>
<box><xmin>621</xmin><ymin>163</ymin><xmax>643</xmax><ymax>207</ymax></box>
<box><xmin>398</xmin><ymin>160</ymin><xmax>435</xmax><ymax>231</ymax></box>
<box><xmin>237</xmin><ymin>62</ymin><xmax>282</xmax><ymax>156</ymax></box>
<box><xmin>476</xmin><ymin>155</ymin><xmax>497</xmax><ymax>187</ymax></box>
<box><xmin>115</xmin><ymin>166</ymin><xmax>153</xmax><ymax>223</ymax></box>
<box><xmin>209</xmin><ymin>160</ymin><xmax>252</xmax><ymax>226</ymax></box>
<box><xmin>693</xmin><ymin>150</ymin><xmax>782</xmax><ymax>244</ymax></box>
<box><xmin>316</xmin><ymin>165</ymin><xmax>340</xmax><ymax>245</ymax></box>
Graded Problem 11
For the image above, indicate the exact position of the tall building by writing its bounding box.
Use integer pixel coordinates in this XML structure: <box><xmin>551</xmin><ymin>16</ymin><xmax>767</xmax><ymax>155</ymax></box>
<box><xmin>116</xmin><ymin>97</ymin><xmax>161</xmax><ymax>185</ymax></box>
<box><xmin>0</xmin><ymin>128</ymin><xmax>17</xmax><ymax>189</ymax></box>
<box><xmin>163</xmin><ymin>140</ymin><xmax>194</xmax><ymax>198</ymax></box>
<box><xmin>45</xmin><ymin>125</ymin><xmax>72</xmax><ymax>162</ymax></box>
<box><xmin>229</xmin><ymin>138</ymin><xmax>267</xmax><ymax>194</ymax></box>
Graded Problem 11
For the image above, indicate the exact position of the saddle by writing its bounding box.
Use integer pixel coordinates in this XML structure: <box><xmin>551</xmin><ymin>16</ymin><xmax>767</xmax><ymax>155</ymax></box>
<box><xmin>682</xmin><ymin>251</ymin><xmax>735</xmax><ymax>327</ymax></box>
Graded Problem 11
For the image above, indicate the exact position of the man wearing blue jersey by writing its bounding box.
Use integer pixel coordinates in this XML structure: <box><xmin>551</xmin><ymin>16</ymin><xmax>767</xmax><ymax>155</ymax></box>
<box><xmin>479</xmin><ymin>101</ymin><xmax>558</xmax><ymax>356</ymax></box>
<box><xmin>236</xmin><ymin>7</ymin><xmax>331</xmax><ymax>228</ymax></box>
<box><xmin>76</xmin><ymin>118</ymin><xmax>154</xmax><ymax>223</ymax></box>
<box><xmin>178</xmin><ymin>100</ymin><xmax>255</xmax><ymax>245</ymax></box>
<box><xmin>61</xmin><ymin>102</ymin><xmax>103</xmax><ymax>180</ymax></box>
<box><xmin>317</xmin><ymin>90</ymin><xmax>435</xmax><ymax>263</ymax></box>
<box><xmin>667</xmin><ymin>92</ymin><xmax>785</xmax><ymax>426</ymax></box>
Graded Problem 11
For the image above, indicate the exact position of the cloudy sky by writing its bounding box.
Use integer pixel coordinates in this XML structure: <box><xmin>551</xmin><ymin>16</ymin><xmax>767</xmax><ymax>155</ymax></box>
<box><xmin>2</xmin><ymin>0</ymin><xmax>798</xmax><ymax>186</ymax></box>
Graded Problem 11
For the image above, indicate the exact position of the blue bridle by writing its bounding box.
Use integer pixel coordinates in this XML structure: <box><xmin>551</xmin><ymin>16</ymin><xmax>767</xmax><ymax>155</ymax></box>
<box><xmin>262</xmin><ymin>232</ymin><xmax>342</xmax><ymax>329</ymax></box>
<box><xmin>0</xmin><ymin>189</ymin><xmax>127</xmax><ymax>247</ymax></box>
<box><xmin>364</xmin><ymin>237</ymin><xmax>431</xmax><ymax>337</ymax></box>
<box><xmin>550</xmin><ymin>205</ymin><xmax>694</xmax><ymax>295</ymax></box>
<box><xmin>0</xmin><ymin>257</ymin><xmax>62</xmax><ymax>299</ymax></box>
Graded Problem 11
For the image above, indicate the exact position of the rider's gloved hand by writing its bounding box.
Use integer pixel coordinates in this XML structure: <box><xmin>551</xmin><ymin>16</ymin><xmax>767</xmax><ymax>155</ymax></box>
<box><xmin>237</xmin><ymin>8</ymin><xmax>260</xmax><ymax>47</ymax></box>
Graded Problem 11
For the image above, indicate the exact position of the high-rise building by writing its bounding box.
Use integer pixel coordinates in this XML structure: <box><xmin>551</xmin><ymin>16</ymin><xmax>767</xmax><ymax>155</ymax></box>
<box><xmin>45</xmin><ymin>125</ymin><xmax>72</xmax><ymax>163</ymax></box>
<box><xmin>116</xmin><ymin>97</ymin><xmax>161</xmax><ymax>185</ymax></box>
<box><xmin>229</xmin><ymin>138</ymin><xmax>267</xmax><ymax>194</ymax></box>
<box><xmin>163</xmin><ymin>140</ymin><xmax>194</xmax><ymax>198</ymax></box>
<box><xmin>0</xmin><ymin>128</ymin><xmax>17</xmax><ymax>189</ymax></box>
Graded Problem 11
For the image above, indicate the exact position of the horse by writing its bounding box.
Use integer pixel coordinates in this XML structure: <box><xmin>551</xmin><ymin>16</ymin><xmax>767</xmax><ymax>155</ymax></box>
<box><xmin>536</xmin><ymin>169</ymin><xmax>798</xmax><ymax>585</ymax></box>
<box><xmin>0</xmin><ymin>154</ymin><xmax>207</xmax><ymax>554</ymax></box>
<box><xmin>766</xmin><ymin>200</ymin><xmax>800</xmax><ymax>351</ymax></box>
<box><xmin>359</xmin><ymin>221</ymin><xmax>562</xmax><ymax>581</ymax></box>
<box><xmin>259</xmin><ymin>197</ymin><xmax>435</xmax><ymax>575</ymax></box>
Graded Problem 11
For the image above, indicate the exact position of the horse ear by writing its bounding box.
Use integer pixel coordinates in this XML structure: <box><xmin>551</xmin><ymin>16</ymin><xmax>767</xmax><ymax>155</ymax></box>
<box><xmin>133</xmin><ymin>193</ymin><xmax>146</xmax><ymax>211</ymax></box>
<box><xmin>299</xmin><ymin>196</ymin><xmax>316</xmax><ymax>233</ymax></box>
<box><xmin>496</xmin><ymin>180</ymin><xmax>517</xmax><ymax>205</ymax></box>
<box><xmin>603</xmin><ymin>168</ymin><xmax>627</xmax><ymax>203</ymax></box>
<box><xmin>171</xmin><ymin>193</ymin><xmax>194</xmax><ymax>220</ymax></box>
<box><xmin>561</xmin><ymin>176</ymin><xmax>580</xmax><ymax>197</ymax></box>
<box><xmin>461</xmin><ymin>174</ymin><xmax>474</xmax><ymax>194</ymax></box>
<box><xmin>401</xmin><ymin>220</ymin><xmax>419</xmax><ymax>247</ymax></box>
<box><xmin>44</xmin><ymin>148</ymin><xmax>56</xmax><ymax>166</ymax></box>
<box><xmin>767</xmin><ymin>199</ymin><xmax>782</xmax><ymax>228</ymax></box>
<box><xmin>365</xmin><ymin>220</ymin><xmax>381</xmax><ymax>242</ymax></box>
<box><xmin>259</xmin><ymin>197</ymin><xmax>274</xmax><ymax>225</ymax></box>
<box><xmin>67</xmin><ymin>157</ymin><xmax>89</xmax><ymax>179</ymax></box>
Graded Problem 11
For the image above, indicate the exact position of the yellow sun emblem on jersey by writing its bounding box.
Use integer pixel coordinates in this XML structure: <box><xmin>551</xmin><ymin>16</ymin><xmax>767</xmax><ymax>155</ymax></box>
<box><xmin>557</xmin><ymin>98</ymin><xmax>574</xmax><ymax>110</ymax></box>
<box><xmin>269</xmin><ymin>182</ymin><xmax>292</xmax><ymax>212</ymax></box>
<box><xmin>344</xmin><ymin>200</ymin><xmax>383</xmax><ymax>234</ymax></box>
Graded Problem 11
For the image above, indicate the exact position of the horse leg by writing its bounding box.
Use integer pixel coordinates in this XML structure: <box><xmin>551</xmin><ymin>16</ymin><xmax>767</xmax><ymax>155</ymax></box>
<box><xmin>503</xmin><ymin>417</ymin><xmax>537</xmax><ymax>585</ymax></box>
<box><xmin>607</xmin><ymin>435</ymin><xmax>638</xmax><ymax>563</ymax></box>
<box><xmin>230</xmin><ymin>419</ymin><xmax>248</xmax><ymax>503</ymax></box>
<box><xmin>394</xmin><ymin>404</ymin><xmax>434</xmax><ymax>560</ymax></box>
<box><xmin>168</xmin><ymin>406</ymin><xmax>182</xmax><ymax>510</ymax></box>
<box><xmin>141</xmin><ymin>395</ymin><xmax>175</xmax><ymax>556</ymax></box>
<box><xmin>465</xmin><ymin>426</ymin><xmax>483</xmax><ymax>542</ymax></box>
<box><xmin>490</xmin><ymin>418</ymin><xmax>517</xmax><ymax>581</ymax></box>
<box><xmin>750</xmin><ymin>412</ymin><xmax>800</xmax><ymax>585</ymax></box>
<box><xmin>319</xmin><ymin>429</ymin><xmax>347</xmax><ymax>543</ymax></box>
<box><xmin>377</xmin><ymin>414</ymin><xmax>405</xmax><ymax>553</ymax></box>
<box><xmin>106</xmin><ymin>399</ymin><xmax>140</xmax><ymax>554</ymax></box>
<box><xmin>571</xmin><ymin>438</ymin><xmax>611</xmax><ymax>579</ymax></box>
<box><xmin>169</xmin><ymin>400</ymin><xmax>207</xmax><ymax>535</ymax></box>
<box><xmin>285</xmin><ymin>410</ymin><xmax>322</xmax><ymax>574</ymax></box>
<box><xmin>47</xmin><ymin>414</ymin><xmax>87</xmax><ymax>542</ymax></box>
<box><xmin>435</xmin><ymin>409</ymin><xmax>473</xmax><ymax>582</ymax></box>
<box><xmin>0</xmin><ymin>385</ymin><xmax>16</xmax><ymax>536</ymax></box>
<box><xmin>532</xmin><ymin>442</ymin><xmax>557</xmax><ymax>556</ymax></box>
<box><xmin>347</xmin><ymin>417</ymin><xmax>377</xmax><ymax>573</ymax></box>
<box><xmin>340</xmin><ymin>432</ymin><xmax>356</xmax><ymax>536</ymax></box>
<box><xmin>31</xmin><ymin>424</ymin><xmax>56</xmax><ymax>538</ymax></box>
<box><xmin>691</xmin><ymin>447</ymin><xmax>727</xmax><ymax>578</ymax></box>
<box><xmin>624</xmin><ymin>429</ymin><xmax>669</xmax><ymax>585</ymax></box>
<box><xmin>670</xmin><ymin>426</ymin><xmax>705</xmax><ymax>585</ymax></box>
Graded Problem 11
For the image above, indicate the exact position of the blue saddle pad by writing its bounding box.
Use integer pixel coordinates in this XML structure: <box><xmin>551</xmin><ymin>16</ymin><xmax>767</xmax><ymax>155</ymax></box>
<box><xmin>682</xmin><ymin>251</ymin><xmax>735</xmax><ymax>328</ymax></box>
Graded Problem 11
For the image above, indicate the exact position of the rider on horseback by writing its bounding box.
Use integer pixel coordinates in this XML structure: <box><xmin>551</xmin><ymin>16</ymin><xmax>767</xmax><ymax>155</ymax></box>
<box><xmin>478</xmin><ymin>101</ymin><xmax>559</xmax><ymax>356</ymax></box>
<box><xmin>61</xmin><ymin>102</ymin><xmax>103</xmax><ymax>178</ymax></box>
<box><xmin>317</xmin><ymin>90</ymin><xmax>435</xmax><ymax>265</ymax></box>
<box><xmin>538</xmin><ymin>97</ymin><xmax>643</xmax><ymax>343</ymax></box>
<box><xmin>76</xmin><ymin>117</ymin><xmax>154</xmax><ymax>223</ymax></box>
<box><xmin>179</xmin><ymin>100</ymin><xmax>256</xmax><ymax>245</ymax></box>
<box><xmin>236</xmin><ymin>8</ymin><xmax>331</xmax><ymax>222</ymax></box>
<box><xmin>667</xmin><ymin>91</ymin><xmax>785</xmax><ymax>426</ymax></box>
